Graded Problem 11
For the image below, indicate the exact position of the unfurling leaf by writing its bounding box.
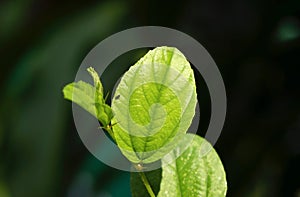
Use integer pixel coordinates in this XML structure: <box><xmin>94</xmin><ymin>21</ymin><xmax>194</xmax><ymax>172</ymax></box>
<box><xmin>63</xmin><ymin>67</ymin><xmax>113</xmax><ymax>128</ymax></box>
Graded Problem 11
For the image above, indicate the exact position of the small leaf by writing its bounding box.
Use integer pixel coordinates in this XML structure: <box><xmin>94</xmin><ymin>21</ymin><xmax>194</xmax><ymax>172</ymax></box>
<box><xmin>111</xmin><ymin>46</ymin><xmax>197</xmax><ymax>163</ymax></box>
<box><xmin>63</xmin><ymin>81</ymin><xmax>98</xmax><ymax>117</ymax></box>
<box><xmin>62</xmin><ymin>68</ymin><xmax>113</xmax><ymax>127</ymax></box>
<box><xmin>130</xmin><ymin>169</ymin><xmax>162</xmax><ymax>197</ymax></box>
<box><xmin>87</xmin><ymin>67</ymin><xmax>104</xmax><ymax>100</ymax></box>
<box><xmin>158</xmin><ymin>134</ymin><xmax>227</xmax><ymax>197</ymax></box>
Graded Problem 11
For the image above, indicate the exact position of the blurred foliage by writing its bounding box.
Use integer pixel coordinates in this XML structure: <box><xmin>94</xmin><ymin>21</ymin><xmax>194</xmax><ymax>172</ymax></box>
<box><xmin>276</xmin><ymin>17</ymin><xmax>300</xmax><ymax>42</ymax></box>
<box><xmin>0</xmin><ymin>0</ymin><xmax>299</xmax><ymax>197</ymax></box>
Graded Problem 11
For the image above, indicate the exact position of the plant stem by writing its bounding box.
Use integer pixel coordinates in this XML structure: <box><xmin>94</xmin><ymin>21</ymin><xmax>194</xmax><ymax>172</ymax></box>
<box><xmin>139</xmin><ymin>171</ymin><xmax>155</xmax><ymax>197</ymax></box>
<box><xmin>106</xmin><ymin>127</ymin><xmax>115</xmax><ymax>141</ymax></box>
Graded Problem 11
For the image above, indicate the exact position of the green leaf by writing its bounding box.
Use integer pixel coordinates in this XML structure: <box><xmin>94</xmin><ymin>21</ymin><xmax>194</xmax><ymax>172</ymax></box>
<box><xmin>130</xmin><ymin>169</ymin><xmax>162</xmax><ymax>197</ymax></box>
<box><xmin>62</xmin><ymin>67</ymin><xmax>113</xmax><ymax>127</ymax></box>
<box><xmin>111</xmin><ymin>46</ymin><xmax>197</xmax><ymax>163</ymax></box>
<box><xmin>87</xmin><ymin>67</ymin><xmax>104</xmax><ymax>99</ymax></box>
<box><xmin>63</xmin><ymin>80</ymin><xmax>98</xmax><ymax>117</ymax></box>
<box><xmin>158</xmin><ymin>134</ymin><xmax>227</xmax><ymax>197</ymax></box>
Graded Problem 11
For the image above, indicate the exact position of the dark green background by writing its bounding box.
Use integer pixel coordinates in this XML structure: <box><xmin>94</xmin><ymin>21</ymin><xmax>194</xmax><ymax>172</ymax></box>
<box><xmin>0</xmin><ymin>0</ymin><xmax>299</xmax><ymax>196</ymax></box>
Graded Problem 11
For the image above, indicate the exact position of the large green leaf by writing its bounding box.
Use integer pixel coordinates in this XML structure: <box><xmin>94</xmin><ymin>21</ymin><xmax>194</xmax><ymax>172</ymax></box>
<box><xmin>111</xmin><ymin>46</ymin><xmax>197</xmax><ymax>163</ymax></box>
<box><xmin>158</xmin><ymin>134</ymin><xmax>227</xmax><ymax>197</ymax></box>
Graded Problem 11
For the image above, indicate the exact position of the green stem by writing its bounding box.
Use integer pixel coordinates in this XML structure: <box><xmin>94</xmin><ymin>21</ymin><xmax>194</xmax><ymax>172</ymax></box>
<box><xmin>139</xmin><ymin>171</ymin><xmax>155</xmax><ymax>197</ymax></box>
<box><xmin>105</xmin><ymin>127</ymin><xmax>115</xmax><ymax>142</ymax></box>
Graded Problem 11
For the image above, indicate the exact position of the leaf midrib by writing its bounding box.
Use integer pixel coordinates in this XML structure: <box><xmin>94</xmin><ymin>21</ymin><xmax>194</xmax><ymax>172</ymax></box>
<box><xmin>140</xmin><ymin>49</ymin><xmax>175</xmax><ymax>159</ymax></box>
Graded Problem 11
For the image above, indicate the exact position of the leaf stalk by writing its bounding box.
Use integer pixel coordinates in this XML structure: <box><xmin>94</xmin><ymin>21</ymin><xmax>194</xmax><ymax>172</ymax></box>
<box><xmin>139</xmin><ymin>171</ymin><xmax>156</xmax><ymax>197</ymax></box>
